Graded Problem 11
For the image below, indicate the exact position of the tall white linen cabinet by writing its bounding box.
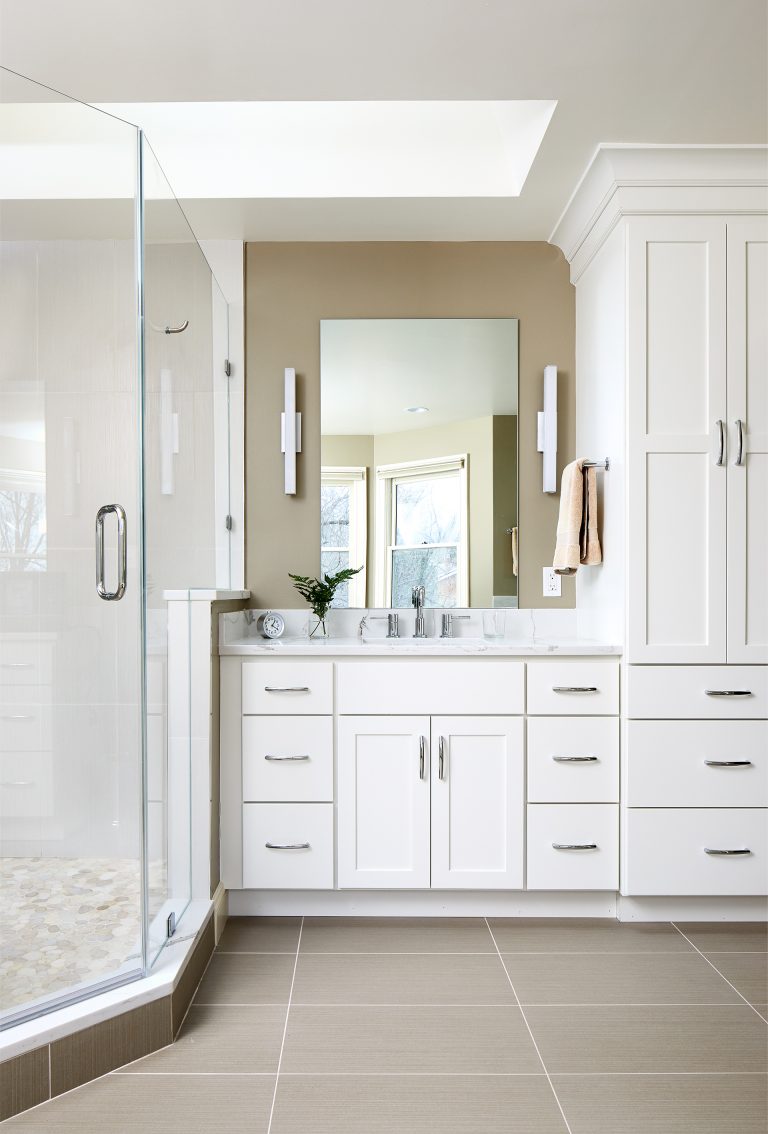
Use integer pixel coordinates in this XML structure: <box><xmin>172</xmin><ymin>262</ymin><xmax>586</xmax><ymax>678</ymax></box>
<box><xmin>552</xmin><ymin>147</ymin><xmax>768</xmax><ymax>909</ymax></box>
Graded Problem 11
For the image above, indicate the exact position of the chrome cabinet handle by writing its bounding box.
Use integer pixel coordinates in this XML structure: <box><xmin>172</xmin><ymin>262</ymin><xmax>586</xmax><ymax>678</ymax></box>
<box><xmin>705</xmin><ymin>689</ymin><xmax>752</xmax><ymax>697</ymax></box>
<box><xmin>715</xmin><ymin>420</ymin><xmax>725</xmax><ymax>466</ymax></box>
<box><xmin>438</xmin><ymin>736</ymin><xmax>447</xmax><ymax>780</ymax></box>
<box><xmin>704</xmin><ymin>847</ymin><xmax>751</xmax><ymax>856</ymax></box>
<box><xmin>552</xmin><ymin>755</ymin><xmax>598</xmax><ymax>763</ymax></box>
<box><xmin>264</xmin><ymin>754</ymin><xmax>310</xmax><ymax>761</ymax></box>
<box><xmin>1</xmin><ymin>663</ymin><xmax>33</xmax><ymax>669</ymax></box>
<box><xmin>419</xmin><ymin>735</ymin><xmax>426</xmax><ymax>780</ymax></box>
<box><xmin>265</xmin><ymin>841</ymin><xmax>310</xmax><ymax>850</ymax></box>
<box><xmin>704</xmin><ymin>760</ymin><xmax>752</xmax><ymax>767</ymax></box>
<box><xmin>0</xmin><ymin>714</ymin><xmax>34</xmax><ymax>720</ymax></box>
<box><xmin>264</xmin><ymin>686</ymin><xmax>310</xmax><ymax>693</ymax></box>
<box><xmin>95</xmin><ymin>504</ymin><xmax>127</xmax><ymax>601</ymax></box>
<box><xmin>735</xmin><ymin>419</ymin><xmax>744</xmax><ymax>466</ymax></box>
<box><xmin>552</xmin><ymin>843</ymin><xmax>598</xmax><ymax>851</ymax></box>
<box><xmin>552</xmin><ymin>686</ymin><xmax>598</xmax><ymax>694</ymax></box>
<box><xmin>0</xmin><ymin>780</ymin><xmax>34</xmax><ymax>787</ymax></box>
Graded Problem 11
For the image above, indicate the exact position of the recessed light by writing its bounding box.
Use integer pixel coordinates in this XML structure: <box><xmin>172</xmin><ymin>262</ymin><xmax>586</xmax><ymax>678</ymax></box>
<box><xmin>405</xmin><ymin>406</ymin><xmax>429</xmax><ymax>414</ymax></box>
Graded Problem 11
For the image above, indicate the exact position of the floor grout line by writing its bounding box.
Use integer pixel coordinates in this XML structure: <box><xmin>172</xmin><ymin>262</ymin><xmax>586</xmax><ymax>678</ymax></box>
<box><xmin>670</xmin><ymin>922</ymin><xmax>768</xmax><ymax>1024</ymax></box>
<box><xmin>266</xmin><ymin>915</ymin><xmax>304</xmax><ymax>1134</ymax></box>
<box><xmin>484</xmin><ymin>917</ymin><xmax>574</xmax><ymax>1134</ymax></box>
<box><xmin>214</xmin><ymin>948</ymin><xmax>731</xmax><ymax>956</ymax></box>
<box><xmin>190</xmin><ymin>1000</ymin><xmax>761</xmax><ymax>1009</ymax></box>
<box><xmin>110</xmin><ymin>1069</ymin><xmax>768</xmax><ymax>1078</ymax></box>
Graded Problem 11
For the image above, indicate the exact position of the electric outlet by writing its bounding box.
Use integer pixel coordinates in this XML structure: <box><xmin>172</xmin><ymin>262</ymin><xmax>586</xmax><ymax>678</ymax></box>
<box><xmin>542</xmin><ymin>567</ymin><xmax>562</xmax><ymax>598</ymax></box>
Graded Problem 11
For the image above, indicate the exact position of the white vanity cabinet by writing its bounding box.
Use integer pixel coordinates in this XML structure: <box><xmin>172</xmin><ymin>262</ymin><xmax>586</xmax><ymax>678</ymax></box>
<box><xmin>337</xmin><ymin>715</ymin><xmax>525</xmax><ymax>890</ymax></box>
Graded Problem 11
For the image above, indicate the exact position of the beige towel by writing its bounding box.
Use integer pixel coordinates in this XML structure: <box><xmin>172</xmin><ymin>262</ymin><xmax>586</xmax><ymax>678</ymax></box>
<box><xmin>553</xmin><ymin>460</ymin><xmax>602</xmax><ymax>575</ymax></box>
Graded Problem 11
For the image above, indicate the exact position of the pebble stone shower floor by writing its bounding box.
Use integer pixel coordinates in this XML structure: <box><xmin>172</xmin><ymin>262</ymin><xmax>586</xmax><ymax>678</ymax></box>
<box><xmin>3</xmin><ymin>916</ymin><xmax>767</xmax><ymax>1132</ymax></box>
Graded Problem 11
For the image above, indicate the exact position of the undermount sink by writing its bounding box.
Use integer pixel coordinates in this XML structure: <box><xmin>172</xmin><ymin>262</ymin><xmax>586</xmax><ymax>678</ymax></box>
<box><xmin>360</xmin><ymin>635</ymin><xmax>489</xmax><ymax>647</ymax></box>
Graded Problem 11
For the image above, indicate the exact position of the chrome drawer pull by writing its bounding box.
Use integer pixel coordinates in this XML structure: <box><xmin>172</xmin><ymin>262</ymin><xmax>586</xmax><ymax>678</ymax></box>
<box><xmin>419</xmin><ymin>735</ymin><xmax>427</xmax><ymax>780</ymax></box>
<box><xmin>705</xmin><ymin>689</ymin><xmax>752</xmax><ymax>697</ymax></box>
<box><xmin>552</xmin><ymin>686</ymin><xmax>598</xmax><ymax>693</ymax></box>
<box><xmin>552</xmin><ymin>755</ymin><xmax>598</xmax><ymax>763</ymax></box>
<box><xmin>704</xmin><ymin>760</ymin><xmax>752</xmax><ymax>767</ymax></box>
<box><xmin>735</xmin><ymin>419</ymin><xmax>744</xmax><ymax>466</ymax></box>
<box><xmin>0</xmin><ymin>714</ymin><xmax>34</xmax><ymax>721</ymax></box>
<box><xmin>715</xmin><ymin>419</ymin><xmax>725</xmax><ymax>466</ymax></box>
<box><xmin>552</xmin><ymin>843</ymin><xmax>598</xmax><ymax>851</ymax></box>
<box><xmin>264</xmin><ymin>686</ymin><xmax>310</xmax><ymax>693</ymax></box>
<box><xmin>265</xmin><ymin>754</ymin><xmax>310</xmax><ymax>762</ymax></box>
<box><xmin>265</xmin><ymin>841</ymin><xmax>310</xmax><ymax>850</ymax></box>
<box><xmin>1</xmin><ymin>663</ymin><xmax>33</xmax><ymax>669</ymax></box>
<box><xmin>1</xmin><ymin>780</ymin><xmax>34</xmax><ymax>787</ymax></box>
<box><xmin>704</xmin><ymin>847</ymin><xmax>751</xmax><ymax>856</ymax></box>
<box><xmin>438</xmin><ymin>736</ymin><xmax>447</xmax><ymax>780</ymax></box>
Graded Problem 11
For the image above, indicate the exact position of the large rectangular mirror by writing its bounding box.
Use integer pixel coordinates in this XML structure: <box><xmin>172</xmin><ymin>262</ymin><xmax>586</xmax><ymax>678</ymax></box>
<box><xmin>320</xmin><ymin>318</ymin><xmax>518</xmax><ymax>608</ymax></box>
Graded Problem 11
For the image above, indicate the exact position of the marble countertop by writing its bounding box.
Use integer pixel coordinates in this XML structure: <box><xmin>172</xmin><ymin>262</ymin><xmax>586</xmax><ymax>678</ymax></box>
<box><xmin>219</xmin><ymin>635</ymin><xmax>621</xmax><ymax>656</ymax></box>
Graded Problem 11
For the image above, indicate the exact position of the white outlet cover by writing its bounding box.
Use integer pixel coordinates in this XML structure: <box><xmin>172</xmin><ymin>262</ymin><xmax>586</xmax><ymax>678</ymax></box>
<box><xmin>542</xmin><ymin>567</ymin><xmax>562</xmax><ymax>597</ymax></box>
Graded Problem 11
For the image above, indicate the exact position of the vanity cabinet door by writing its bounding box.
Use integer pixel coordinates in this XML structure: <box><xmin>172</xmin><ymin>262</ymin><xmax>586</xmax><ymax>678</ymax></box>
<box><xmin>626</xmin><ymin>216</ymin><xmax>727</xmax><ymax>663</ymax></box>
<box><xmin>727</xmin><ymin>218</ymin><xmax>768</xmax><ymax>663</ymax></box>
<box><xmin>337</xmin><ymin>716</ymin><xmax>430</xmax><ymax>889</ymax></box>
<box><xmin>430</xmin><ymin>717</ymin><xmax>524</xmax><ymax>890</ymax></box>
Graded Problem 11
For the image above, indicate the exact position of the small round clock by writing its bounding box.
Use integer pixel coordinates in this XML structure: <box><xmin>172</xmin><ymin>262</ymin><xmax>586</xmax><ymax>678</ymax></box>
<box><xmin>256</xmin><ymin>610</ymin><xmax>286</xmax><ymax>640</ymax></box>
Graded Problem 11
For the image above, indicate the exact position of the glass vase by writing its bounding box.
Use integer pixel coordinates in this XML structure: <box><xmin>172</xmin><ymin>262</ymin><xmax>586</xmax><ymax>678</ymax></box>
<box><xmin>308</xmin><ymin>615</ymin><xmax>328</xmax><ymax>640</ymax></box>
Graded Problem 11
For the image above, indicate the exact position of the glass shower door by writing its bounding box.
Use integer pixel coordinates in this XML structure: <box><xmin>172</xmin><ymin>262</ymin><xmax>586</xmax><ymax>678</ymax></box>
<box><xmin>0</xmin><ymin>70</ymin><xmax>146</xmax><ymax>1025</ymax></box>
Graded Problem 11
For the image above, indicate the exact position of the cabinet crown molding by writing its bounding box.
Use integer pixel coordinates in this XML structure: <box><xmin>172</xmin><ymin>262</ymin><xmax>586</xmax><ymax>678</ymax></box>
<box><xmin>550</xmin><ymin>145</ymin><xmax>768</xmax><ymax>282</ymax></box>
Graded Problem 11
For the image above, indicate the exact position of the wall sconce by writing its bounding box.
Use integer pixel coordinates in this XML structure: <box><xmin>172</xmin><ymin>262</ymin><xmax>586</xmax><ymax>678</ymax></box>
<box><xmin>536</xmin><ymin>364</ymin><xmax>558</xmax><ymax>494</ymax></box>
<box><xmin>281</xmin><ymin>366</ymin><xmax>302</xmax><ymax>494</ymax></box>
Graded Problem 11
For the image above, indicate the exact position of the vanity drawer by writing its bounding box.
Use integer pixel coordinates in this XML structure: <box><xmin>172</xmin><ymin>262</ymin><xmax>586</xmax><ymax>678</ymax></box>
<box><xmin>242</xmin><ymin>661</ymin><xmax>333</xmax><ymax>715</ymax></box>
<box><xmin>337</xmin><ymin>661</ymin><xmax>524</xmax><ymax>715</ymax></box>
<box><xmin>0</xmin><ymin>640</ymin><xmax>53</xmax><ymax>687</ymax></box>
<box><xmin>526</xmin><ymin>662</ymin><xmax>619</xmax><ymax>715</ymax></box>
<box><xmin>625</xmin><ymin>721</ymin><xmax>768</xmax><ymax>807</ymax></box>
<box><xmin>243</xmin><ymin>717</ymin><xmax>333</xmax><ymax>802</ymax></box>
<box><xmin>627</xmin><ymin>666</ymin><xmax>768</xmax><ymax>719</ymax></box>
<box><xmin>527</xmin><ymin>718</ymin><xmax>619</xmax><ymax>803</ymax></box>
<box><xmin>242</xmin><ymin>803</ymin><xmax>333</xmax><ymax>889</ymax></box>
<box><xmin>526</xmin><ymin>804</ymin><xmax>618</xmax><ymax>890</ymax></box>
<box><xmin>623</xmin><ymin>808</ymin><xmax>768</xmax><ymax>896</ymax></box>
<box><xmin>0</xmin><ymin>700</ymin><xmax>51</xmax><ymax>752</ymax></box>
<box><xmin>0</xmin><ymin>752</ymin><xmax>53</xmax><ymax>818</ymax></box>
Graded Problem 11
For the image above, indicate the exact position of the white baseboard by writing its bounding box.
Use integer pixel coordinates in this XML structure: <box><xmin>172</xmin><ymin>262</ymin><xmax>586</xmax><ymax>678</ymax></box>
<box><xmin>228</xmin><ymin>890</ymin><xmax>618</xmax><ymax>918</ymax></box>
<box><xmin>617</xmin><ymin>895</ymin><xmax>768</xmax><ymax>922</ymax></box>
<box><xmin>212</xmin><ymin>883</ymin><xmax>229</xmax><ymax>943</ymax></box>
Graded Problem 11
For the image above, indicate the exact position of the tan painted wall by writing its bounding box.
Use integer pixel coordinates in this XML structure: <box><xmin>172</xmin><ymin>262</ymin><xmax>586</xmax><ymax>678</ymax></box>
<box><xmin>245</xmin><ymin>242</ymin><xmax>575</xmax><ymax>608</ymax></box>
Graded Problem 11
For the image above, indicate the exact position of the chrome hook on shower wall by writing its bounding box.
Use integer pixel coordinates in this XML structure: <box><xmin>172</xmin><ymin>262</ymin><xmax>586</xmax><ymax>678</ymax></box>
<box><xmin>148</xmin><ymin>319</ymin><xmax>189</xmax><ymax>335</ymax></box>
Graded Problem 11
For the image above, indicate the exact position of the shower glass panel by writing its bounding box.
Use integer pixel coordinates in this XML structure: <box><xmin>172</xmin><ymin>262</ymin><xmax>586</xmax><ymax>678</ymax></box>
<box><xmin>0</xmin><ymin>70</ymin><xmax>145</xmax><ymax>1024</ymax></box>
<box><xmin>140</xmin><ymin>138</ymin><xmax>230</xmax><ymax>963</ymax></box>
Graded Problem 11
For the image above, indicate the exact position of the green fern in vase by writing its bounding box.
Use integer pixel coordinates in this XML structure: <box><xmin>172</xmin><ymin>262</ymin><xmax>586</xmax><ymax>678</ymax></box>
<box><xmin>288</xmin><ymin>566</ymin><xmax>362</xmax><ymax>636</ymax></box>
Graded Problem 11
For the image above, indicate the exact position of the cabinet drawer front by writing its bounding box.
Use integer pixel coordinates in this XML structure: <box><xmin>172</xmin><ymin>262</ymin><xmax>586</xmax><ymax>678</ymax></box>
<box><xmin>0</xmin><ymin>752</ymin><xmax>53</xmax><ymax>818</ymax></box>
<box><xmin>243</xmin><ymin>803</ymin><xmax>333</xmax><ymax>889</ymax></box>
<box><xmin>626</xmin><ymin>721</ymin><xmax>768</xmax><ymax>807</ymax></box>
<box><xmin>337</xmin><ymin>661</ymin><xmax>524</xmax><ymax>715</ymax></box>
<box><xmin>243</xmin><ymin>717</ymin><xmax>333</xmax><ymax>802</ymax></box>
<box><xmin>527</xmin><ymin>804</ymin><xmax>618</xmax><ymax>890</ymax></box>
<box><xmin>627</xmin><ymin>666</ymin><xmax>768</xmax><ymax>719</ymax></box>
<box><xmin>623</xmin><ymin>809</ymin><xmax>768</xmax><ymax>896</ymax></box>
<box><xmin>526</xmin><ymin>662</ymin><xmax>619</xmax><ymax>715</ymax></box>
<box><xmin>0</xmin><ymin>702</ymin><xmax>51</xmax><ymax>752</ymax></box>
<box><xmin>0</xmin><ymin>640</ymin><xmax>52</xmax><ymax>686</ymax></box>
<box><xmin>242</xmin><ymin>661</ymin><xmax>333</xmax><ymax>715</ymax></box>
<box><xmin>527</xmin><ymin>718</ymin><xmax>619</xmax><ymax>803</ymax></box>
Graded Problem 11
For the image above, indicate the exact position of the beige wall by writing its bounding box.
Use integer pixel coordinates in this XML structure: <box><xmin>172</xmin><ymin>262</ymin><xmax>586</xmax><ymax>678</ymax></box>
<box><xmin>245</xmin><ymin>242</ymin><xmax>575</xmax><ymax>608</ymax></box>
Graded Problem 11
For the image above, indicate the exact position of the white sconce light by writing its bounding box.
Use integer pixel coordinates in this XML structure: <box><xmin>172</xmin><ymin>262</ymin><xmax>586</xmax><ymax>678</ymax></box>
<box><xmin>537</xmin><ymin>364</ymin><xmax>558</xmax><ymax>494</ymax></box>
<box><xmin>281</xmin><ymin>366</ymin><xmax>302</xmax><ymax>494</ymax></box>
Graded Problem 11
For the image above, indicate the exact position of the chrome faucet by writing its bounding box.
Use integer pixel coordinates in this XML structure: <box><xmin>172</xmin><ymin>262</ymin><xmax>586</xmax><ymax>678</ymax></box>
<box><xmin>412</xmin><ymin>586</ymin><xmax>427</xmax><ymax>638</ymax></box>
<box><xmin>440</xmin><ymin>612</ymin><xmax>470</xmax><ymax>639</ymax></box>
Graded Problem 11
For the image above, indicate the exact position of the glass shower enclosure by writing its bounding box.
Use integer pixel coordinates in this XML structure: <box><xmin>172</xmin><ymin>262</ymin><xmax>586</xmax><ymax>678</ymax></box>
<box><xmin>0</xmin><ymin>68</ymin><xmax>230</xmax><ymax>1027</ymax></box>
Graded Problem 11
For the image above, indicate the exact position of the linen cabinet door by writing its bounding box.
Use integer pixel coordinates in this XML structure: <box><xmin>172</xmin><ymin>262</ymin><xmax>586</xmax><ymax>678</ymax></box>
<box><xmin>337</xmin><ymin>716</ymin><xmax>430</xmax><ymax>889</ymax></box>
<box><xmin>430</xmin><ymin>717</ymin><xmax>524</xmax><ymax>890</ymax></box>
<box><xmin>727</xmin><ymin>218</ymin><xmax>768</xmax><ymax>663</ymax></box>
<box><xmin>626</xmin><ymin>217</ymin><xmax>727</xmax><ymax>663</ymax></box>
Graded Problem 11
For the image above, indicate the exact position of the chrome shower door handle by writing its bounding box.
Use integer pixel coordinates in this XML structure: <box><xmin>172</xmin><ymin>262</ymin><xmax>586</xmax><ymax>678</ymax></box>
<box><xmin>95</xmin><ymin>504</ymin><xmax>127</xmax><ymax>601</ymax></box>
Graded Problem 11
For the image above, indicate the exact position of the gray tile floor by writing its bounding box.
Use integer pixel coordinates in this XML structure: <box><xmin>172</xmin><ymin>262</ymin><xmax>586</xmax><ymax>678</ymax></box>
<box><xmin>5</xmin><ymin>917</ymin><xmax>767</xmax><ymax>1133</ymax></box>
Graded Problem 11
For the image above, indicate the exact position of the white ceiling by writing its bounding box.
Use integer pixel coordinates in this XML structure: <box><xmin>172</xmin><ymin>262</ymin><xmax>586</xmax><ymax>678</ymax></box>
<box><xmin>1</xmin><ymin>0</ymin><xmax>766</xmax><ymax>240</ymax></box>
<box><xmin>320</xmin><ymin>319</ymin><xmax>518</xmax><ymax>435</ymax></box>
